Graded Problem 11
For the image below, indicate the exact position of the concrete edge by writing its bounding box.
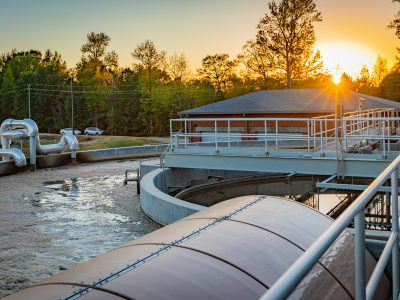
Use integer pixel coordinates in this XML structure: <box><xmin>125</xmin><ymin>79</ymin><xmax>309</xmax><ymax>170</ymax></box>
<box><xmin>0</xmin><ymin>144</ymin><xmax>167</xmax><ymax>177</ymax></box>
<box><xmin>140</xmin><ymin>168</ymin><xmax>206</xmax><ymax>225</ymax></box>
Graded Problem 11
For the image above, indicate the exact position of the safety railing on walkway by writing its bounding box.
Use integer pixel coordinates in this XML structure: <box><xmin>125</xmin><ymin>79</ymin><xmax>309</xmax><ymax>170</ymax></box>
<box><xmin>168</xmin><ymin>108</ymin><xmax>399</xmax><ymax>157</ymax></box>
<box><xmin>260</xmin><ymin>154</ymin><xmax>400</xmax><ymax>300</ymax></box>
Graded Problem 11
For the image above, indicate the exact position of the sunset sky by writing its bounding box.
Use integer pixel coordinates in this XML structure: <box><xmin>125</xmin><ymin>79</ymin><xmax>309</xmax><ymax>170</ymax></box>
<box><xmin>0</xmin><ymin>0</ymin><xmax>398</xmax><ymax>77</ymax></box>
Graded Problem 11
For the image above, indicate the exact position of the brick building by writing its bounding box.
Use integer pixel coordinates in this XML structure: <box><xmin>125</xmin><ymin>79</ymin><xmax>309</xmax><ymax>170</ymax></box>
<box><xmin>179</xmin><ymin>88</ymin><xmax>400</xmax><ymax>142</ymax></box>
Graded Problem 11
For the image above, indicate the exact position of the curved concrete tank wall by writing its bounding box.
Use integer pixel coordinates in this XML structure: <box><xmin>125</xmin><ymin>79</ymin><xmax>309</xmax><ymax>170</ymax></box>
<box><xmin>140</xmin><ymin>168</ymin><xmax>205</xmax><ymax>225</ymax></box>
<box><xmin>175</xmin><ymin>174</ymin><xmax>318</xmax><ymax>206</ymax></box>
<box><xmin>5</xmin><ymin>196</ymin><xmax>389</xmax><ymax>300</ymax></box>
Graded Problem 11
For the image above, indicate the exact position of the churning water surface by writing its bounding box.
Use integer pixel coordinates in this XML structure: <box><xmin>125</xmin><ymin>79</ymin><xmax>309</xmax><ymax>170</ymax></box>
<box><xmin>0</xmin><ymin>173</ymin><xmax>160</xmax><ymax>298</ymax></box>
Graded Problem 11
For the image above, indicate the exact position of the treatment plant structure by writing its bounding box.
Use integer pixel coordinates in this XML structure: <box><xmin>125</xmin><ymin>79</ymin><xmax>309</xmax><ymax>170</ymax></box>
<box><xmin>4</xmin><ymin>88</ymin><xmax>400</xmax><ymax>299</ymax></box>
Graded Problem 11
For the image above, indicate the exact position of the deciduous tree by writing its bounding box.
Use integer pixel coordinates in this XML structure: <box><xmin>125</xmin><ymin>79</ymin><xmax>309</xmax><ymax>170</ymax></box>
<box><xmin>166</xmin><ymin>53</ymin><xmax>190</xmax><ymax>82</ymax></box>
<box><xmin>197</xmin><ymin>54</ymin><xmax>236</xmax><ymax>98</ymax></box>
<box><xmin>81</xmin><ymin>32</ymin><xmax>111</xmax><ymax>61</ymax></box>
<box><xmin>131</xmin><ymin>40</ymin><xmax>166</xmax><ymax>74</ymax></box>
<box><xmin>257</xmin><ymin>0</ymin><xmax>322</xmax><ymax>88</ymax></box>
<box><xmin>237</xmin><ymin>39</ymin><xmax>274</xmax><ymax>86</ymax></box>
<box><xmin>371</xmin><ymin>55</ymin><xmax>389</xmax><ymax>87</ymax></box>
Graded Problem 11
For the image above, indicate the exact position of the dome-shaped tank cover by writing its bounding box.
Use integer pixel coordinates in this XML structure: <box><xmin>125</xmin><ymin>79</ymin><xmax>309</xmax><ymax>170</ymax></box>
<box><xmin>4</xmin><ymin>195</ymin><xmax>390</xmax><ymax>300</ymax></box>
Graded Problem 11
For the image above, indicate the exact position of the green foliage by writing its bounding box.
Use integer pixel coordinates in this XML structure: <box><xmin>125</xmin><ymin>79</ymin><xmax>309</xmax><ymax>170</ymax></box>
<box><xmin>380</xmin><ymin>72</ymin><xmax>400</xmax><ymax>101</ymax></box>
<box><xmin>256</xmin><ymin>0</ymin><xmax>322</xmax><ymax>88</ymax></box>
<box><xmin>131</xmin><ymin>40</ymin><xmax>166</xmax><ymax>74</ymax></box>
<box><xmin>197</xmin><ymin>54</ymin><xmax>237</xmax><ymax>99</ymax></box>
<box><xmin>81</xmin><ymin>32</ymin><xmax>111</xmax><ymax>61</ymax></box>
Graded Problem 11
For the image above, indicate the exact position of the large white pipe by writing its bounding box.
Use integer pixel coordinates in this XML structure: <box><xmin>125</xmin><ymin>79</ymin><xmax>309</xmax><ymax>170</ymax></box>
<box><xmin>0</xmin><ymin>119</ymin><xmax>79</xmax><ymax>169</ymax></box>
<box><xmin>36</xmin><ymin>134</ymin><xmax>79</xmax><ymax>155</ymax></box>
<box><xmin>0</xmin><ymin>148</ymin><xmax>27</xmax><ymax>167</ymax></box>
<box><xmin>1</xmin><ymin>119</ymin><xmax>38</xmax><ymax>168</ymax></box>
<box><xmin>0</xmin><ymin>118</ymin><xmax>38</xmax><ymax>137</ymax></box>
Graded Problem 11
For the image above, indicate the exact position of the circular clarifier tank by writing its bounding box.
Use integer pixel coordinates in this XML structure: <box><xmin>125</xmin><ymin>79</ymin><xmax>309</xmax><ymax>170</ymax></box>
<box><xmin>4</xmin><ymin>195</ymin><xmax>390</xmax><ymax>300</ymax></box>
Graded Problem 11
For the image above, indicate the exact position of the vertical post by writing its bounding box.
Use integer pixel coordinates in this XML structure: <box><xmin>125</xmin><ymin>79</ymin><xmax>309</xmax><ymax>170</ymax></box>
<box><xmin>386</xmin><ymin>192</ymin><xmax>391</xmax><ymax>226</ymax></box>
<box><xmin>307</xmin><ymin>119</ymin><xmax>310</xmax><ymax>151</ymax></box>
<box><xmin>214</xmin><ymin>120</ymin><xmax>218</xmax><ymax>152</ymax></box>
<box><xmin>275</xmin><ymin>120</ymin><xmax>278</xmax><ymax>150</ymax></box>
<box><xmin>388</xmin><ymin>117</ymin><xmax>391</xmax><ymax>153</ymax></box>
<box><xmin>325</xmin><ymin>117</ymin><xmax>328</xmax><ymax>143</ymax></box>
<box><xmin>379</xmin><ymin>111</ymin><xmax>382</xmax><ymax>132</ymax></box>
<box><xmin>184</xmin><ymin>120</ymin><xmax>187</xmax><ymax>147</ymax></box>
<box><xmin>70</xmin><ymin>78</ymin><xmax>74</xmax><ymax>133</ymax></box>
<box><xmin>169</xmin><ymin>119</ymin><xmax>172</xmax><ymax>145</ymax></box>
<box><xmin>383</xmin><ymin>121</ymin><xmax>386</xmax><ymax>158</ymax></box>
<box><xmin>343</xmin><ymin>119</ymin><xmax>347</xmax><ymax>152</ymax></box>
<box><xmin>28</xmin><ymin>84</ymin><xmax>31</xmax><ymax>119</ymax></box>
<box><xmin>391</xmin><ymin>169</ymin><xmax>399</xmax><ymax>298</ymax></box>
<box><xmin>228</xmin><ymin>120</ymin><xmax>231</xmax><ymax>148</ymax></box>
<box><xmin>354</xmin><ymin>210</ymin><xmax>366</xmax><ymax>300</ymax></box>
<box><xmin>320</xmin><ymin>119</ymin><xmax>323</xmax><ymax>154</ymax></box>
<box><xmin>111</xmin><ymin>73</ymin><xmax>115</xmax><ymax>135</ymax></box>
<box><xmin>264</xmin><ymin>120</ymin><xmax>268</xmax><ymax>154</ymax></box>
<box><xmin>313</xmin><ymin>119</ymin><xmax>316</xmax><ymax>149</ymax></box>
<box><xmin>29</xmin><ymin>136</ymin><xmax>36</xmax><ymax>171</ymax></box>
<box><xmin>1</xmin><ymin>135</ymin><xmax>10</xmax><ymax>161</ymax></box>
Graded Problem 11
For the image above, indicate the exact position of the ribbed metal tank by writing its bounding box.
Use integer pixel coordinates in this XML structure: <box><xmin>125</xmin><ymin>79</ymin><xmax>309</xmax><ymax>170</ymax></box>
<box><xmin>5</xmin><ymin>195</ymin><xmax>390</xmax><ymax>300</ymax></box>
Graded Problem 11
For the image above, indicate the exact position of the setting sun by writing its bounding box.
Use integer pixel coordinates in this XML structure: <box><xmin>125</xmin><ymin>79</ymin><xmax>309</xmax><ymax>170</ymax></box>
<box><xmin>317</xmin><ymin>41</ymin><xmax>378</xmax><ymax>78</ymax></box>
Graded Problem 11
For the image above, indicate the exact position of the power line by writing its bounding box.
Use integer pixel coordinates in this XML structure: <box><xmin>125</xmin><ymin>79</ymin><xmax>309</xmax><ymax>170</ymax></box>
<box><xmin>0</xmin><ymin>88</ymin><xmax>26</xmax><ymax>96</ymax></box>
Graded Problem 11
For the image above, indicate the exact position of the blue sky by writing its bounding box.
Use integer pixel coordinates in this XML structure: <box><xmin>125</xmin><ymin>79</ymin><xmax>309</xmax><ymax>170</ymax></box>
<box><xmin>0</xmin><ymin>0</ymin><xmax>398</xmax><ymax>74</ymax></box>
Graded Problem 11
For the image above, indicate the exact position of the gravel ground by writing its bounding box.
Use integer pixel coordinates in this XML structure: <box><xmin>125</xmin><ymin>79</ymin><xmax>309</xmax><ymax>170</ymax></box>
<box><xmin>0</xmin><ymin>159</ymin><xmax>161</xmax><ymax>298</ymax></box>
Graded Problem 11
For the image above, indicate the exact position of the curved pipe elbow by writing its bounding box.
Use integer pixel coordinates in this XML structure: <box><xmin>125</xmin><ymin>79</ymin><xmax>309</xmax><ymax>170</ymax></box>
<box><xmin>0</xmin><ymin>119</ymin><xmax>14</xmax><ymax>133</ymax></box>
<box><xmin>0</xmin><ymin>148</ymin><xmax>27</xmax><ymax>167</ymax></box>
<box><xmin>36</xmin><ymin>136</ymin><xmax>67</xmax><ymax>155</ymax></box>
<box><xmin>0</xmin><ymin>119</ymin><xmax>38</xmax><ymax>137</ymax></box>
<box><xmin>22</xmin><ymin>119</ymin><xmax>39</xmax><ymax>136</ymax></box>
<box><xmin>35</xmin><ymin>134</ymin><xmax>79</xmax><ymax>155</ymax></box>
<box><xmin>62</xmin><ymin>134</ymin><xmax>79</xmax><ymax>151</ymax></box>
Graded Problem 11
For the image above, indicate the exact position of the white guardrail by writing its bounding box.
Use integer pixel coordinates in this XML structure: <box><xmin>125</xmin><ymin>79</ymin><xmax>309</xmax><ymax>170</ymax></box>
<box><xmin>169</xmin><ymin>108</ymin><xmax>400</xmax><ymax>156</ymax></box>
<box><xmin>259</xmin><ymin>154</ymin><xmax>400</xmax><ymax>300</ymax></box>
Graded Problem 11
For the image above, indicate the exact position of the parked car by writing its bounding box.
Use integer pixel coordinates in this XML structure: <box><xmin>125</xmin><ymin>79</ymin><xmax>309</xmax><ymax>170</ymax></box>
<box><xmin>84</xmin><ymin>127</ymin><xmax>104</xmax><ymax>135</ymax></box>
<box><xmin>60</xmin><ymin>128</ymin><xmax>81</xmax><ymax>135</ymax></box>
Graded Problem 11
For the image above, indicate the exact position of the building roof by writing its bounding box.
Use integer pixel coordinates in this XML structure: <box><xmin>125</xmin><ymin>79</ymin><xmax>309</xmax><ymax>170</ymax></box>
<box><xmin>180</xmin><ymin>88</ymin><xmax>400</xmax><ymax>115</ymax></box>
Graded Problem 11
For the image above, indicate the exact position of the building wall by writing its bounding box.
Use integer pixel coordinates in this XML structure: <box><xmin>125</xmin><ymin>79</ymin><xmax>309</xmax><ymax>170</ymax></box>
<box><xmin>185</xmin><ymin>112</ymin><xmax>331</xmax><ymax>142</ymax></box>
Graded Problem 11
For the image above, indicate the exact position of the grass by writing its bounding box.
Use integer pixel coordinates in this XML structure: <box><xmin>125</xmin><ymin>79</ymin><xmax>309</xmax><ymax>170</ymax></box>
<box><xmin>77</xmin><ymin>135</ymin><xmax>162</xmax><ymax>151</ymax></box>
<box><xmin>10</xmin><ymin>134</ymin><xmax>165</xmax><ymax>157</ymax></box>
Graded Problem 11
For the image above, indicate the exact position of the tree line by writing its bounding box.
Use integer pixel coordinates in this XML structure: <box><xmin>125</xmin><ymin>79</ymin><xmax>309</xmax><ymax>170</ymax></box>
<box><xmin>0</xmin><ymin>0</ymin><xmax>399</xmax><ymax>136</ymax></box>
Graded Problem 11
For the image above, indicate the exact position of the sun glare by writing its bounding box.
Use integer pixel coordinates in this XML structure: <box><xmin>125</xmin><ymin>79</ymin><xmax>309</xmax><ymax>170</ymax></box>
<box><xmin>317</xmin><ymin>42</ymin><xmax>376</xmax><ymax>79</ymax></box>
<box><xmin>332</xmin><ymin>71</ymin><xmax>341</xmax><ymax>85</ymax></box>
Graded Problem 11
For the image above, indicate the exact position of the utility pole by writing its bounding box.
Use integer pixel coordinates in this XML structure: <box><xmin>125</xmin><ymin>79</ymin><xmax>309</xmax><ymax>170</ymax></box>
<box><xmin>111</xmin><ymin>73</ymin><xmax>114</xmax><ymax>136</ymax></box>
<box><xmin>70</xmin><ymin>78</ymin><xmax>74</xmax><ymax>133</ymax></box>
<box><xmin>65</xmin><ymin>77</ymin><xmax>74</xmax><ymax>133</ymax></box>
<box><xmin>28</xmin><ymin>84</ymin><xmax>31</xmax><ymax>119</ymax></box>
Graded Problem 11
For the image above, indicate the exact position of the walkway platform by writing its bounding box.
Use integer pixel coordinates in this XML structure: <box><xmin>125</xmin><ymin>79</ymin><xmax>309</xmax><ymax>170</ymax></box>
<box><xmin>163</xmin><ymin>109</ymin><xmax>400</xmax><ymax>178</ymax></box>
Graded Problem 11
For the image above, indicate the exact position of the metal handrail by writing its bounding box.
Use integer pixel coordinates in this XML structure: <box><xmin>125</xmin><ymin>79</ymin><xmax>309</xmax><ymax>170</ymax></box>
<box><xmin>160</xmin><ymin>129</ymin><xmax>181</xmax><ymax>168</ymax></box>
<box><xmin>260</xmin><ymin>154</ymin><xmax>400</xmax><ymax>300</ymax></box>
<box><xmin>171</xmin><ymin>112</ymin><xmax>400</xmax><ymax>156</ymax></box>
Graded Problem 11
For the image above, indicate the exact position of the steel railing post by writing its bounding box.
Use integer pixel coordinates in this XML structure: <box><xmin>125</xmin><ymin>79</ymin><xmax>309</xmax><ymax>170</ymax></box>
<box><xmin>275</xmin><ymin>120</ymin><xmax>278</xmax><ymax>150</ymax></box>
<box><xmin>355</xmin><ymin>210</ymin><xmax>366</xmax><ymax>300</ymax></box>
<box><xmin>228</xmin><ymin>120</ymin><xmax>231</xmax><ymax>148</ymax></box>
<box><xmin>343</xmin><ymin>119</ymin><xmax>347</xmax><ymax>152</ymax></box>
<box><xmin>313</xmin><ymin>119</ymin><xmax>316</xmax><ymax>149</ymax></box>
<box><xmin>264</xmin><ymin>120</ymin><xmax>268</xmax><ymax>154</ymax></box>
<box><xmin>325</xmin><ymin>117</ymin><xmax>328</xmax><ymax>140</ymax></box>
<box><xmin>307</xmin><ymin>119</ymin><xmax>310</xmax><ymax>151</ymax></box>
<box><xmin>169</xmin><ymin>119</ymin><xmax>172</xmax><ymax>144</ymax></box>
<box><xmin>214</xmin><ymin>120</ymin><xmax>218</xmax><ymax>152</ymax></box>
<box><xmin>383</xmin><ymin>121</ymin><xmax>386</xmax><ymax>158</ymax></box>
<box><xmin>320</xmin><ymin>119</ymin><xmax>323</xmax><ymax>154</ymax></box>
<box><xmin>392</xmin><ymin>169</ymin><xmax>400</xmax><ymax>297</ymax></box>
<box><xmin>184</xmin><ymin>120</ymin><xmax>187</xmax><ymax>147</ymax></box>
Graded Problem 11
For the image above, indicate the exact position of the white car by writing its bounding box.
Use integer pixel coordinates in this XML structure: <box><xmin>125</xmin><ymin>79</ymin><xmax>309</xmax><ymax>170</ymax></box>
<box><xmin>84</xmin><ymin>127</ymin><xmax>104</xmax><ymax>135</ymax></box>
<box><xmin>60</xmin><ymin>128</ymin><xmax>81</xmax><ymax>135</ymax></box>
